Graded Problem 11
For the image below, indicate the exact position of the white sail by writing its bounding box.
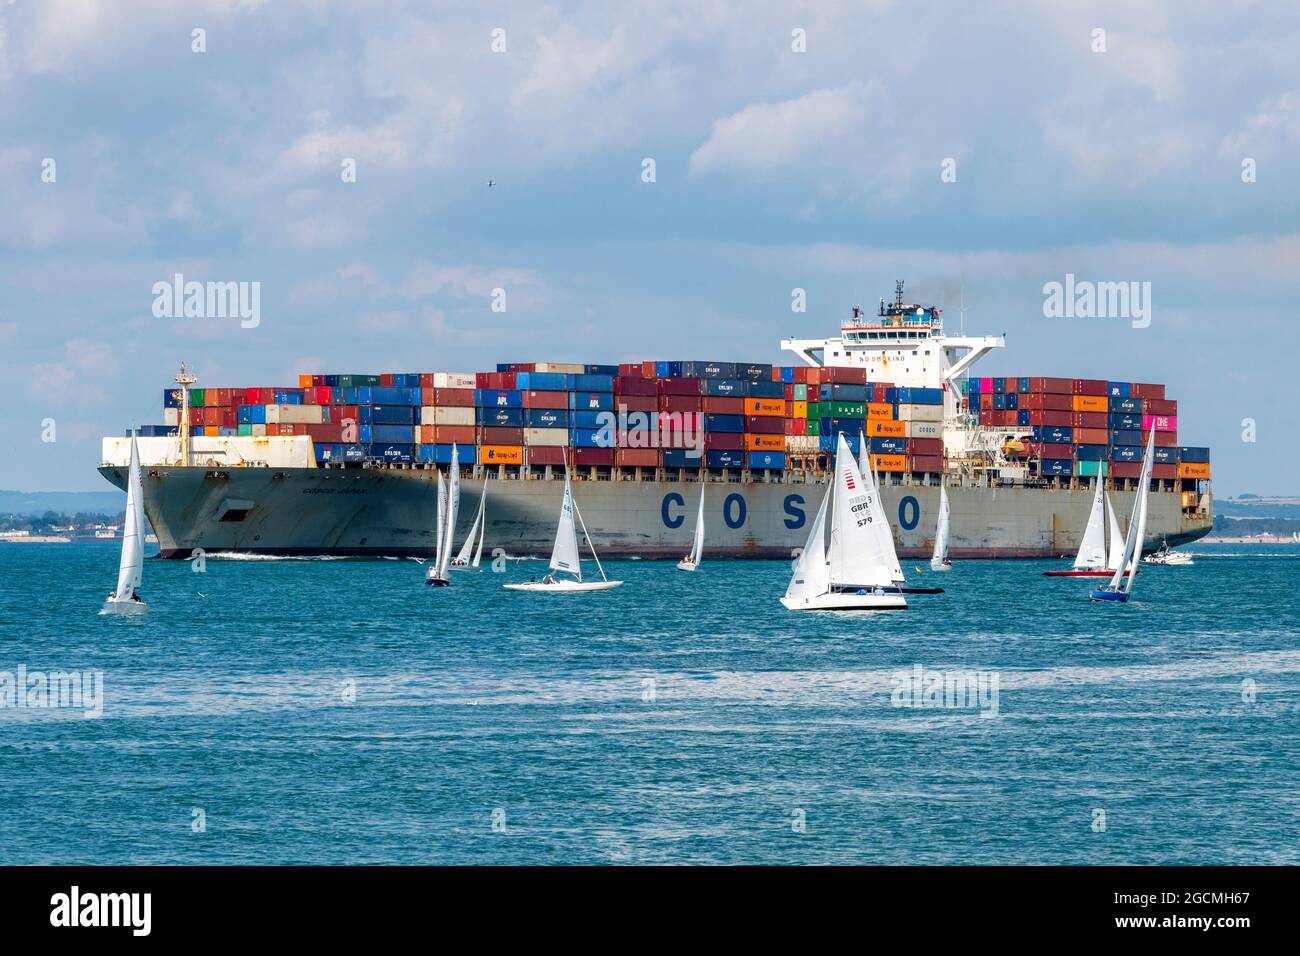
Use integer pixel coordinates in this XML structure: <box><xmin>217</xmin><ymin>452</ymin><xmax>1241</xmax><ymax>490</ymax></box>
<box><xmin>114</xmin><ymin>433</ymin><xmax>145</xmax><ymax>599</ymax></box>
<box><xmin>1074</xmin><ymin>465</ymin><xmax>1109</xmax><ymax>569</ymax></box>
<box><xmin>784</xmin><ymin>480</ymin><xmax>831</xmax><ymax>600</ymax></box>
<box><xmin>549</xmin><ymin>470</ymin><xmax>582</xmax><ymax>580</ymax></box>
<box><xmin>472</xmin><ymin>480</ymin><xmax>487</xmax><ymax>567</ymax></box>
<box><xmin>686</xmin><ymin>484</ymin><xmax>705</xmax><ymax>566</ymax></box>
<box><xmin>829</xmin><ymin>433</ymin><xmax>895</xmax><ymax>589</ymax></box>
<box><xmin>859</xmin><ymin>431</ymin><xmax>903</xmax><ymax>581</ymax></box>
<box><xmin>1106</xmin><ymin>430</ymin><xmax>1156</xmax><ymax>592</ymax></box>
<box><xmin>1123</xmin><ymin>431</ymin><xmax>1157</xmax><ymax>594</ymax></box>
<box><xmin>1106</xmin><ymin>492</ymin><xmax>1125</xmax><ymax>571</ymax></box>
<box><xmin>455</xmin><ymin>478</ymin><xmax>486</xmax><ymax>567</ymax></box>
<box><xmin>435</xmin><ymin>444</ymin><xmax>460</xmax><ymax>579</ymax></box>
<box><xmin>931</xmin><ymin>484</ymin><xmax>951</xmax><ymax>566</ymax></box>
<box><xmin>434</xmin><ymin>471</ymin><xmax>446</xmax><ymax>572</ymax></box>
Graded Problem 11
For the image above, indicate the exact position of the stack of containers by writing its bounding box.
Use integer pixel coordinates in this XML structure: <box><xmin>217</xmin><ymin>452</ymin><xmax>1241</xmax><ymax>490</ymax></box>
<box><xmin>889</xmin><ymin>385</ymin><xmax>945</xmax><ymax>473</ymax></box>
<box><xmin>742</xmin><ymin>363</ymin><xmax>785</xmax><ymax>472</ymax></box>
<box><xmin>568</xmin><ymin>365</ymin><xmax>616</xmax><ymax>469</ymax></box>
<box><xmin>475</xmin><ymin>368</ymin><xmax>524</xmax><ymax>467</ymax></box>
<box><xmin>613</xmin><ymin>370</ymin><xmax>659</xmax><ymax>468</ymax></box>
<box><xmin>419</xmin><ymin>372</ymin><xmax>477</xmax><ymax>466</ymax></box>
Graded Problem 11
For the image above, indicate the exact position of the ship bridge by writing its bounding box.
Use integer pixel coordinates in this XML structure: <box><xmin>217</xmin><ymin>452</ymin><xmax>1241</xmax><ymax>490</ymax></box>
<box><xmin>780</xmin><ymin>281</ymin><xmax>1003</xmax><ymax>398</ymax></box>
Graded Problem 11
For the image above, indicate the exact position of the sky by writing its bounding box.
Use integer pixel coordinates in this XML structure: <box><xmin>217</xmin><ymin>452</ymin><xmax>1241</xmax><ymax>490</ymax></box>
<box><xmin>1</xmin><ymin>0</ymin><xmax>1298</xmax><ymax>495</ymax></box>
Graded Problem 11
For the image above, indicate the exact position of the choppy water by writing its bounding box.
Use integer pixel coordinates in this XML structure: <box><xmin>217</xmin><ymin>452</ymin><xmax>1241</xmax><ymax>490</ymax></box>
<box><xmin>1</xmin><ymin>541</ymin><xmax>1297</xmax><ymax>864</ymax></box>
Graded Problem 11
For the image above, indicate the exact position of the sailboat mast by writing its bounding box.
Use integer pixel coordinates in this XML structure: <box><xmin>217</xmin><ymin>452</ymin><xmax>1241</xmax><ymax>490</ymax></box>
<box><xmin>571</xmin><ymin>498</ymin><xmax>608</xmax><ymax>582</ymax></box>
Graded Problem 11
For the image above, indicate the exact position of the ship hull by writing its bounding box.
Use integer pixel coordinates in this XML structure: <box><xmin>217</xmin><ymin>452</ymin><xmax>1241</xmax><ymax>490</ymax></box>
<box><xmin>98</xmin><ymin>465</ymin><xmax>1212</xmax><ymax>560</ymax></box>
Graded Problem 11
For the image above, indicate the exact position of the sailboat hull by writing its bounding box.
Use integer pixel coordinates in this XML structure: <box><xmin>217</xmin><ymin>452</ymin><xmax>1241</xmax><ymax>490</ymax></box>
<box><xmin>780</xmin><ymin>591</ymin><xmax>907</xmax><ymax>611</ymax></box>
<box><xmin>675</xmin><ymin>560</ymin><xmax>698</xmax><ymax>572</ymax></box>
<box><xmin>929</xmin><ymin>561</ymin><xmax>952</xmax><ymax>572</ymax></box>
<box><xmin>1089</xmin><ymin>588</ymin><xmax>1131</xmax><ymax>602</ymax></box>
<box><xmin>100</xmin><ymin>599</ymin><xmax>148</xmax><ymax>616</ymax></box>
<box><xmin>503</xmin><ymin>580</ymin><xmax>623</xmax><ymax>593</ymax></box>
<box><xmin>425</xmin><ymin>576</ymin><xmax>450</xmax><ymax>587</ymax></box>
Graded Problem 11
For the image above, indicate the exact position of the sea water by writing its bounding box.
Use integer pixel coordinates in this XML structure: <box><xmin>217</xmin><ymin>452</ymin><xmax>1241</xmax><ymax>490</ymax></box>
<box><xmin>0</xmin><ymin>542</ymin><xmax>1296</xmax><ymax>864</ymax></box>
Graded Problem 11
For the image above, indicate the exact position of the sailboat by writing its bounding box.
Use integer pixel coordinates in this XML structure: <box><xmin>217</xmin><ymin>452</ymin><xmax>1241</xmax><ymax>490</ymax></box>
<box><xmin>1043</xmin><ymin>460</ymin><xmax>1137</xmax><ymax>577</ymax></box>
<box><xmin>676</xmin><ymin>483</ymin><xmax>705</xmax><ymax>571</ymax></box>
<box><xmin>780</xmin><ymin>433</ymin><xmax>907</xmax><ymax>611</ymax></box>
<box><xmin>1143</xmin><ymin>538</ymin><xmax>1194</xmax><ymax>566</ymax></box>
<box><xmin>451</xmin><ymin>479</ymin><xmax>487</xmax><ymax>570</ymax></box>
<box><xmin>101</xmin><ymin>432</ymin><xmax>148</xmax><ymax>616</ymax></box>
<box><xmin>425</xmin><ymin>445</ymin><xmax>459</xmax><ymax>586</ymax></box>
<box><xmin>1090</xmin><ymin>430</ymin><xmax>1156</xmax><ymax>602</ymax></box>
<box><xmin>503</xmin><ymin>466</ymin><xmax>622</xmax><ymax>593</ymax></box>
<box><xmin>858</xmin><ymin>431</ymin><xmax>943</xmax><ymax>594</ymax></box>
<box><xmin>930</xmin><ymin>483</ymin><xmax>952</xmax><ymax>571</ymax></box>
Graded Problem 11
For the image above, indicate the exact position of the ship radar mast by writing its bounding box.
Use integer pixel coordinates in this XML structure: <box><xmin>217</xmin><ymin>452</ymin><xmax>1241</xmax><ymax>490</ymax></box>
<box><xmin>175</xmin><ymin>362</ymin><xmax>197</xmax><ymax>467</ymax></box>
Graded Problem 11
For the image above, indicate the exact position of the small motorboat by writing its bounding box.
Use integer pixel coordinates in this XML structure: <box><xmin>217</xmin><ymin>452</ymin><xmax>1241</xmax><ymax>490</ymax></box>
<box><xmin>1143</xmin><ymin>540</ymin><xmax>1193</xmax><ymax>566</ymax></box>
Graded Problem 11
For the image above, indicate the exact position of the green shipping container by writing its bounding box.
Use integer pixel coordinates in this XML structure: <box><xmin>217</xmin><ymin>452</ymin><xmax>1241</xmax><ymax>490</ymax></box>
<box><xmin>806</xmin><ymin>419</ymin><xmax>820</xmax><ymax>436</ymax></box>
<box><xmin>825</xmin><ymin>400</ymin><xmax>865</xmax><ymax>418</ymax></box>
<box><xmin>1076</xmin><ymin>459</ymin><xmax>1102</xmax><ymax>477</ymax></box>
<box><xmin>188</xmin><ymin>388</ymin><xmax>206</xmax><ymax>407</ymax></box>
<box><xmin>237</xmin><ymin>424</ymin><xmax>252</xmax><ymax>436</ymax></box>
<box><xmin>792</xmin><ymin>383</ymin><xmax>807</xmax><ymax>401</ymax></box>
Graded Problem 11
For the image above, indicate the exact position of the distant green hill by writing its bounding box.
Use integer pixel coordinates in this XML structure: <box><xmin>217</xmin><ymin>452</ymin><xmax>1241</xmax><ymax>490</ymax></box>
<box><xmin>0</xmin><ymin>489</ymin><xmax>125</xmax><ymax>516</ymax></box>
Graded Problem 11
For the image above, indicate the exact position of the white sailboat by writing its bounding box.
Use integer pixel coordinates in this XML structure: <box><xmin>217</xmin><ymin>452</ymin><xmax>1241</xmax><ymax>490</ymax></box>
<box><xmin>1143</xmin><ymin>538</ymin><xmax>1194</xmax><ymax>566</ymax></box>
<box><xmin>930</xmin><ymin>483</ymin><xmax>952</xmax><ymax>571</ymax></box>
<box><xmin>1091</xmin><ymin>430</ymin><xmax>1156</xmax><ymax>602</ymax></box>
<box><xmin>676</xmin><ymin>483</ymin><xmax>705</xmax><ymax>571</ymax></box>
<box><xmin>425</xmin><ymin>447</ymin><xmax>459</xmax><ymax>586</ymax></box>
<box><xmin>451</xmin><ymin>479</ymin><xmax>487</xmax><ymax>570</ymax></box>
<box><xmin>503</xmin><ymin>467</ymin><xmax>623</xmax><ymax>593</ymax></box>
<box><xmin>780</xmin><ymin>433</ymin><xmax>907</xmax><ymax>611</ymax></box>
<box><xmin>101</xmin><ymin>432</ymin><xmax>148</xmax><ymax>616</ymax></box>
<box><xmin>858</xmin><ymin>432</ymin><xmax>904</xmax><ymax>584</ymax></box>
<box><xmin>1043</xmin><ymin>461</ymin><xmax>1135</xmax><ymax>578</ymax></box>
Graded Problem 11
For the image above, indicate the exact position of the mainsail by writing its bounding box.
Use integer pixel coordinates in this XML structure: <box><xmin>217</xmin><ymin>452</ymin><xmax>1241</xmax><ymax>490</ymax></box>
<box><xmin>114</xmin><ymin>433</ymin><xmax>145</xmax><ymax>599</ymax></box>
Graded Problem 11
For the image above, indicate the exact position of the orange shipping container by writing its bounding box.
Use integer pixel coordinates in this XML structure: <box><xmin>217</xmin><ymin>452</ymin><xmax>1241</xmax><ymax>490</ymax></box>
<box><xmin>867</xmin><ymin>402</ymin><xmax>894</xmax><ymax>421</ymax></box>
<box><xmin>435</xmin><ymin>425</ymin><xmax>475</xmax><ymax>445</ymax></box>
<box><xmin>867</xmin><ymin>420</ymin><xmax>906</xmax><ymax>437</ymax></box>
<box><xmin>743</xmin><ymin>398</ymin><xmax>784</xmax><ymax>416</ymax></box>
<box><xmin>1074</xmin><ymin>427</ymin><xmax>1109</xmax><ymax>444</ymax></box>
<box><xmin>792</xmin><ymin>400</ymin><xmax>808</xmax><ymax>419</ymax></box>
<box><xmin>745</xmin><ymin>434</ymin><xmax>784</xmax><ymax>451</ymax></box>
<box><xmin>615</xmin><ymin>449</ymin><xmax>658</xmax><ymax>467</ymax></box>
<box><xmin>1179</xmin><ymin>462</ymin><xmax>1211</xmax><ymax>479</ymax></box>
<box><xmin>479</xmin><ymin>445</ymin><xmax>524</xmax><ymax>465</ymax></box>
<box><xmin>871</xmin><ymin>454</ymin><xmax>907</xmax><ymax>473</ymax></box>
<box><xmin>298</xmin><ymin>374</ymin><xmax>314</xmax><ymax>389</ymax></box>
<box><xmin>1072</xmin><ymin>395</ymin><xmax>1108</xmax><ymax>413</ymax></box>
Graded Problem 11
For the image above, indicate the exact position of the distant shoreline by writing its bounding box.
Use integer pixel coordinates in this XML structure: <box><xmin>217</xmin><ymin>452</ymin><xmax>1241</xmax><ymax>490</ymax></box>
<box><xmin>1202</xmin><ymin>536</ymin><xmax>1299</xmax><ymax>544</ymax></box>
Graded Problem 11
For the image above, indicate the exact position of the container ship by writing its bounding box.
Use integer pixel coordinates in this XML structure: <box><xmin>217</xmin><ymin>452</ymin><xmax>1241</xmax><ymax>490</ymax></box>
<box><xmin>98</xmin><ymin>283</ymin><xmax>1213</xmax><ymax>560</ymax></box>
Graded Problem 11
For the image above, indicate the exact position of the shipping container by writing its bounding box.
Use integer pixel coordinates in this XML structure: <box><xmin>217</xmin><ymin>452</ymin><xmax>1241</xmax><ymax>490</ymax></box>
<box><xmin>896</xmin><ymin>403</ymin><xmax>944</xmax><ymax>423</ymax></box>
<box><xmin>909</xmin><ymin>455</ymin><xmax>943</xmax><ymax>473</ymax></box>
<box><xmin>706</xmin><ymin>450</ymin><xmax>745</xmax><ymax>469</ymax></box>
<box><xmin>704</xmin><ymin>432</ymin><xmax>745</xmax><ymax>451</ymax></box>
<box><xmin>479</xmin><ymin>444</ymin><xmax>525</xmax><ymax>465</ymax></box>
<box><xmin>747</xmin><ymin>451</ymin><xmax>786</xmax><ymax>470</ymax></box>
<box><xmin>1072</xmin><ymin>394</ymin><xmax>1108</xmax><ymax>413</ymax></box>
<box><xmin>745</xmin><ymin>415</ymin><xmax>785</xmax><ymax>434</ymax></box>
<box><xmin>1040</xmin><ymin>458</ymin><xmax>1074</xmax><ymax>476</ymax></box>
<box><xmin>1179</xmin><ymin>462</ymin><xmax>1211</xmax><ymax>479</ymax></box>
<box><xmin>870</xmin><ymin>436</ymin><xmax>907</xmax><ymax>454</ymax></box>
<box><xmin>745</xmin><ymin>434</ymin><xmax>784</xmax><ymax>451</ymax></box>
<box><xmin>866</xmin><ymin>420</ymin><xmax>907</xmax><ymax>438</ymax></box>
<box><xmin>743</xmin><ymin>398</ymin><xmax>784</xmax><ymax>417</ymax></box>
<box><xmin>871</xmin><ymin>454</ymin><xmax>907</xmax><ymax>473</ymax></box>
<box><xmin>1178</xmin><ymin>446</ymin><xmax>1210</xmax><ymax>464</ymax></box>
<box><xmin>523</xmin><ymin>427</ymin><xmax>569</xmax><ymax>447</ymax></box>
<box><xmin>615</xmin><ymin>448</ymin><xmax>659</xmax><ymax>467</ymax></box>
<box><xmin>1032</xmin><ymin>425</ymin><xmax>1073</xmax><ymax>443</ymax></box>
<box><xmin>477</xmin><ymin>407</ymin><xmax>525</xmax><ymax>427</ymax></box>
<box><xmin>614</xmin><ymin>375</ymin><xmax>657</xmax><ymax>396</ymax></box>
<box><xmin>569</xmin><ymin>391</ymin><xmax>613</xmax><ymax>411</ymax></box>
<box><xmin>1072</xmin><ymin>378</ymin><xmax>1108</xmax><ymax>396</ymax></box>
<box><xmin>906</xmin><ymin>421</ymin><xmax>943</xmax><ymax>439</ymax></box>
<box><xmin>818</xmin><ymin>383</ymin><xmax>868</xmax><ymax>402</ymax></box>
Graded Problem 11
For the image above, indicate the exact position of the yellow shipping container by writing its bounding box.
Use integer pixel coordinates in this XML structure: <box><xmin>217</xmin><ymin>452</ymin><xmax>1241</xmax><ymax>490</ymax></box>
<box><xmin>872</xmin><ymin>453</ymin><xmax>907</xmax><ymax>473</ymax></box>
<box><xmin>1072</xmin><ymin>395</ymin><xmax>1107</xmax><ymax>413</ymax></box>
<box><xmin>792</xmin><ymin>400</ymin><xmax>808</xmax><ymax>419</ymax></box>
<box><xmin>1179</xmin><ymin>462</ymin><xmax>1210</xmax><ymax>479</ymax></box>
<box><xmin>744</xmin><ymin>398</ymin><xmax>784</xmax><ymax>416</ymax></box>
<box><xmin>479</xmin><ymin>444</ymin><xmax>524</xmax><ymax>465</ymax></box>
<box><xmin>745</xmin><ymin>434</ymin><xmax>784</xmax><ymax>451</ymax></box>
<box><xmin>867</xmin><ymin>419</ymin><xmax>906</xmax><ymax>438</ymax></box>
<box><xmin>298</xmin><ymin>374</ymin><xmax>314</xmax><ymax>389</ymax></box>
<box><xmin>867</xmin><ymin>402</ymin><xmax>894</xmax><ymax>421</ymax></box>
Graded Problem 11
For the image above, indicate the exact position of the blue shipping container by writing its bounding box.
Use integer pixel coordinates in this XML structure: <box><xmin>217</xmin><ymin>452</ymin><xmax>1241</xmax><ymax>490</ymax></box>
<box><xmin>738</xmin><ymin>363</ymin><xmax>772</xmax><ymax>380</ymax></box>
<box><xmin>569</xmin><ymin>391</ymin><xmax>614</xmax><ymax>411</ymax></box>
<box><xmin>1033</xmin><ymin>425</ymin><xmax>1073</xmax><ymax>443</ymax></box>
<box><xmin>702</xmin><ymin>378</ymin><xmax>748</xmax><ymax>397</ymax></box>
<box><xmin>526</xmin><ymin>408</ymin><xmax>570</xmax><ymax>428</ymax></box>
<box><xmin>1075</xmin><ymin>444</ymin><xmax>1109</xmax><ymax>461</ymax></box>
<box><xmin>655</xmin><ymin>361</ymin><xmax>683</xmax><ymax>378</ymax></box>
<box><xmin>475</xmin><ymin>389</ymin><xmax>523</xmax><ymax>408</ymax></box>
<box><xmin>369</xmin><ymin>404</ymin><xmax>416</xmax><ymax>425</ymax></box>
<box><xmin>1110</xmin><ymin>396</ymin><xmax>1143</xmax><ymax>414</ymax></box>
<box><xmin>429</xmin><ymin>443</ymin><xmax>477</xmax><ymax>465</ymax></box>
<box><xmin>896</xmin><ymin>386</ymin><xmax>944</xmax><ymax>405</ymax></box>
<box><xmin>1109</xmin><ymin>413</ymin><xmax>1142</xmax><ymax>430</ymax></box>
<box><xmin>1179</xmin><ymin>447</ymin><xmax>1210</xmax><ymax>464</ymax></box>
<box><xmin>476</xmin><ymin>407</ymin><xmax>524</xmax><ymax>427</ymax></box>
<box><xmin>663</xmin><ymin>448</ymin><xmax>703</xmax><ymax>468</ymax></box>
<box><xmin>871</xmin><ymin>436</ymin><xmax>907</xmax><ymax>454</ymax></box>
<box><xmin>516</xmin><ymin>371</ymin><xmax>570</xmax><ymax>391</ymax></box>
<box><xmin>1108</xmin><ymin>381</ymin><xmax>1131</xmax><ymax>398</ymax></box>
<box><xmin>1110</xmin><ymin>429</ymin><xmax>1142</xmax><ymax>446</ymax></box>
<box><xmin>747</xmin><ymin>451</ymin><xmax>786</xmax><ymax>470</ymax></box>
<box><xmin>368</xmin><ymin>443</ymin><xmax>413</xmax><ymax>463</ymax></box>
<box><xmin>1111</xmin><ymin>445</ymin><xmax>1142</xmax><ymax>462</ymax></box>
<box><xmin>571</xmin><ymin>428</ymin><xmax>611</xmax><ymax>448</ymax></box>
<box><xmin>819</xmin><ymin>433</ymin><xmax>861</xmax><ymax>455</ymax></box>
<box><xmin>706</xmin><ymin>450</ymin><xmax>745</xmax><ymax>468</ymax></box>
<box><xmin>570</xmin><ymin>410</ymin><xmax>607</xmax><ymax>429</ymax></box>
<box><xmin>681</xmin><ymin>361</ymin><xmax>735</xmax><ymax>379</ymax></box>
<box><xmin>573</xmin><ymin>373</ymin><xmax>613</xmax><ymax>392</ymax></box>
<box><xmin>819</xmin><ymin>383</ymin><xmax>868</xmax><ymax>402</ymax></box>
<box><xmin>1041</xmin><ymin>458</ymin><xmax>1074</xmax><ymax>476</ymax></box>
<box><xmin>748</xmin><ymin>380</ymin><xmax>784</xmax><ymax>399</ymax></box>
<box><xmin>703</xmin><ymin>414</ymin><xmax>744</xmax><ymax>432</ymax></box>
<box><xmin>371</xmin><ymin>424</ymin><xmax>415</xmax><ymax>444</ymax></box>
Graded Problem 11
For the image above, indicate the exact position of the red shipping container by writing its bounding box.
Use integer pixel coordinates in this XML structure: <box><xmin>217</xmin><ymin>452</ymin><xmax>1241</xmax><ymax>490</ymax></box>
<box><xmin>784</xmin><ymin>417</ymin><xmax>800</xmax><ymax>435</ymax></box>
<box><xmin>434</xmin><ymin>388</ymin><xmax>475</xmax><ymax>406</ymax></box>
<box><xmin>909</xmin><ymin>455</ymin><xmax>943</xmax><ymax>473</ymax></box>
<box><xmin>1144</xmin><ymin>398</ymin><xmax>1177</xmax><ymax>416</ymax></box>
<box><xmin>1111</xmin><ymin>462</ymin><xmax>1142</xmax><ymax>479</ymax></box>
<box><xmin>660</xmin><ymin>395</ymin><xmax>702</xmax><ymax>413</ymax></box>
<box><xmin>1022</xmin><ymin>392</ymin><xmax>1073</xmax><ymax>411</ymax></box>
<box><xmin>870</xmin><ymin>383</ymin><xmax>893</xmax><ymax>403</ymax></box>
<box><xmin>575</xmin><ymin>448</ymin><xmax>614</xmax><ymax>466</ymax></box>
<box><xmin>311</xmin><ymin>375</ymin><xmax>326</xmax><ymax>388</ymax></box>
<box><xmin>705</xmin><ymin>432</ymin><xmax>745</xmax><ymax>450</ymax></box>
<box><xmin>475</xmin><ymin>372</ymin><xmax>517</xmax><ymax>390</ymax></box>
<box><xmin>616</xmin><ymin>449</ymin><xmax>659</xmax><ymax>467</ymax></box>
<box><xmin>1072</xmin><ymin>378</ymin><xmax>1107</xmax><ymax>395</ymax></box>
<box><xmin>1029</xmin><ymin>377</ymin><xmax>1072</xmax><ymax>394</ymax></box>
<box><xmin>909</xmin><ymin>438</ymin><xmax>943</xmax><ymax>457</ymax></box>
<box><xmin>333</xmin><ymin>405</ymin><xmax>359</xmax><ymax>426</ymax></box>
<box><xmin>1146</xmin><ymin>429</ymin><xmax>1177</xmax><ymax>448</ymax></box>
<box><xmin>783</xmin><ymin>384</ymin><xmax>795</xmax><ymax>401</ymax></box>
<box><xmin>617</xmin><ymin>363</ymin><xmax>640</xmax><ymax>378</ymax></box>
<box><xmin>1152</xmin><ymin>463</ymin><xmax>1177</xmax><ymax>480</ymax></box>
<box><xmin>980</xmin><ymin>394</ymin><xmax>994</xmax><ymax>410</ymax></box>
<box><xmin>1130</xmin><ymin>383</ymin><xmax>1165</xmax><ymax>400</ymax></box>
<box><xmin>657</xmin><ymin>377</ymin><xmax>702</xmax><ymax>396</ymax></box>
<box><xmin>615</xmin><ymin>375</ymin><xmax>658</xmax><ymax>396</ymax></box>
<box><xmin>380</xmin><ymin>373</ymin><xmax>395</xmax><ymax>387</ymax></box>
<box><xmin>1070</xmin><ymin>412</ymin><xmax>1108</xmax><ymax>428</ymax></box>
<box><xmin>1034</xmin><ymin>442</ymin><xmax>1073</xmax><ymax>458</ymax></box>
<box><xmin>479</xmin><ymin>426</ymin><xmax>524</xmax><ymax>444</ymax></box>
<box><xmin>746</xmin><ymin>416</ymin><xmax>784</xmax><ymax>435</ymax></box>
<box><xmin>820</xmin><ymin>366</ymin><xmax>867</xmax><ymax>385</ymax></box>
<box><xmin>702</xmin><ymin>396</ymin><xmax>744</xmax><ymax>415</ymax></box>
<box><xmin>1040</xmin><ymin>410</ymin><xmax>1072</xmax><ymax>427</ymax></box>
<box><xmin>526</xmin><ymin>446</ymin><xmax>566</xmax><ymax>466</ymax></box>
<box><xmin>304</xmin><ymin>423</ymin><xmax>344</xmax><ymax>442</ymax></box>
<box><xmin>419</xmin><ymin>373</ymin><xmax>435</xmax><ymax>388</ymax></box>
<box><xmin>521</xmin><ymin>389</ymin><xmax>567</xmax><ymax>409</ymax></box>
<box><xmin>619</xmin><ymin>394</ymin><xmax>658</xmax><ymax>413</ymax></box>
<box><xmin>1075</xmin><ymin>427</ymin><xmax>1109</xmax><ymax>444</ymax></box>
<box><xmin>640</xmin><ymin>361</ymin><xmax>657</xmax><ymax>379</ymax></box>
<box><xmin>435</xmin><ymin>425</ymin><xmax>476</xmax><ymax>444</ymax></box>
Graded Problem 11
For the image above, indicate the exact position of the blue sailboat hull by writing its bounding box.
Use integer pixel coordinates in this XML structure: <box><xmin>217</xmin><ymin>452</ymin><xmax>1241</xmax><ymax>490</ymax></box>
<box><xmin>1089</xmin><ymin>588</ymin><xmax>1130</xmax><ymax>603</ymax></box>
